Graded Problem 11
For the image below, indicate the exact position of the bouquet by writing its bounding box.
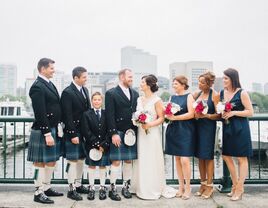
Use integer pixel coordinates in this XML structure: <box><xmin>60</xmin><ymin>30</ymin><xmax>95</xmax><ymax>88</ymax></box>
<box><xmin>193</xmin><ymin>100</ymin><xmax>208</xmax><ymax>115</ymax></box>
<box><xmin>216</xmin><ymin>101</ymin><xmax>234</xmax><ymax>124</ymax></box>
<box><xmin>164</xmin><ymin>102</ymin><xmax>181</xmax><ymax>123</ymax></box>
<box><xmin>132</xmin><ymin>110</ymin><xmax>153</xmax><ymax>134</ymax></box>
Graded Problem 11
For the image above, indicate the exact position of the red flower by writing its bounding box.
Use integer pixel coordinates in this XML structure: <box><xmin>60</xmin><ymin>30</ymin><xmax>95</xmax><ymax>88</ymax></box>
<box><xmin>165</xmin><ymin>103</ymin><xmax>173</xmax><ymax>115</ymax></box>
<box><xmin>195</xmin><ymin>101</ymin><xmax>204</xmax><ymax>113</ymax></box>
<box><xmin>138</xmin><ymin>113</ymin><xmax>147</xmax><ymax>123</ymax></box>
<box><xmin>225</xmin><ymin>102</ymin><xmax>233</xmax><ymax>112</ymax></box>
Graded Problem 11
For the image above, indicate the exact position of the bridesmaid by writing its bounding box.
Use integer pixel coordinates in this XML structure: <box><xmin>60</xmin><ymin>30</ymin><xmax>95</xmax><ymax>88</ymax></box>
<box><xmin>193</xmin><ymin>71</ymin><xmax>220</xmax><ymax>199</ymax></box>
<box><xmin>165</xmin><ymin>75</ymin><xmax>195</xmax><ymax>200</ymax></box>
<box><xmin>220</xmin><ymin>68</ymin><xmax>253</xmax><ymax>201</ymax></box>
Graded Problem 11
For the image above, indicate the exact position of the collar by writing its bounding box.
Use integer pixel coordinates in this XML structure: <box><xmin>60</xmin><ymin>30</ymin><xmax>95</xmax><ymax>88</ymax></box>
<box><xmin>94</xmin><ymin>108</ymin><xmax>101</xmax><ymax>115</ymax></box>
<box><xmin>38</xmin><ymin>74</ymin><xmax>50</xmax><ymax>83</ymax></box>
<box><xmin>72</xmin><ymin>81</ymin><xmax>82</xmax><ymax>91</ymax></box>
<box><xmin>119</xmin><ymin>83</ymin><xmax>129</xmax><ymax>91</ymax></box>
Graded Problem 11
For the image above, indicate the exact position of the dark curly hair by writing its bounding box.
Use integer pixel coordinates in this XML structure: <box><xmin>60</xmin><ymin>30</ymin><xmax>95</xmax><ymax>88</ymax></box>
<box><xmin>142</xmin><ymin>74</ymin><xmax>159</xmax><ymax>92</ymax></box>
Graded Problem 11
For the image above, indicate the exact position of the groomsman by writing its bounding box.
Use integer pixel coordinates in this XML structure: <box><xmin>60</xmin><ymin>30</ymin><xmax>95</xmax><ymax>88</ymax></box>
<box><xmin>27</xmin><ymin>58</ymin><xmax>63</xmax><ymax>204</ymax></box>
<box><xmin>61</xmin><ymin>67</ymin><xmax>91</xmax><ymax>200</ymax></box>
<box><xmin>105</xmin><ymin>69</ymin><xmax>139</xmax><ymax>201</ymax></box>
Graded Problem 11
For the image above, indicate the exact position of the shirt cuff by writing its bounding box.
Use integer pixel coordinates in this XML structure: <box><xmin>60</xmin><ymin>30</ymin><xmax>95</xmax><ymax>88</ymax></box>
<box><xmin>44</xmin><ymin>132</ymin><xmax>52</xmax><ymax>137</ymax></box>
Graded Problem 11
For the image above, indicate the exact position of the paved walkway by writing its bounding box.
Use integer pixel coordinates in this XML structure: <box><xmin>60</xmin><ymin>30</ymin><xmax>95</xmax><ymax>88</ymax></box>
<box><xmin>0</xmin><ymin>184</ymin><xmax>267</xmax><ymax>208</ymax></box>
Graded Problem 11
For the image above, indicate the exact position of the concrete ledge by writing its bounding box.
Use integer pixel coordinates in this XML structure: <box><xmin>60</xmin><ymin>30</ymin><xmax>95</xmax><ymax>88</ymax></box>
<box><xmin>0</xmin><ymin>184</ymin><xmax>267</xmax><ymax>208</ymax></box>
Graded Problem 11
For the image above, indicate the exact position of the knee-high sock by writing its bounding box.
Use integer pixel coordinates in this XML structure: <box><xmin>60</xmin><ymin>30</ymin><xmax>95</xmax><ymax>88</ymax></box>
<box><xmin>33</xmin><ymin>166</ymin><xmax>45</xmax><ymax>195</ymax></box>
<box><xmin>88</xmin><ymin>168</ymin><xmax>95</xmax><ymax>186</ymax></box>
<box><xmin>110</xmin><ymin>165</ymin><xmax>120</xmax><ymax>185</ymax></box>
<box><xmin>123</xmin><ymin>162</ymin><xmax>132</xmax><ymax>183</ymax></box>
<box><xmin>99</xmin><ymin>168</ymin><xmax>106</xmax><ymax>186</ymax></box>
<box><xmin>43</xmin><ymin>166</ymin><xmax>55</xmax><ymax>191</ymax></box>
<box><xmin>75</xmin><ymin>159</ymin><xmax>84</xmax><ymax>187</ymax></box>
<box><xmin>66</xmin><ymin>161</ymin><xmax>77</xmax><ymax>189</ymax></box>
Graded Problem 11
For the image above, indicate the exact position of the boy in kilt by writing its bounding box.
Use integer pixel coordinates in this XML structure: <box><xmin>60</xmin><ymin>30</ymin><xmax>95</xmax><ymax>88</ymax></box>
<box><xmin>105</xmin><ymin>69</ymin><xmax>139</xmax><ymax>201</ymax></box>
<box><xmin>81</xmin><ymin>92</ymin><xmax>111</xmax><ymax>200</ymax></box>
<box><xmin>60</xmin><ymin>67</ymin><xmax>91</xmax><ymax>200</ymax></box>
<box><xmin>27</xmin><ymin>58</ymin><xmax>64</xmax><ymax>204</ymax></box>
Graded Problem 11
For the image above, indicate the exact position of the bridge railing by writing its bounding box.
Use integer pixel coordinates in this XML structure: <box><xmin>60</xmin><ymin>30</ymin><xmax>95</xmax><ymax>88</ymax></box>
<box><xmin>0</xmin><ymin>116</ymin><xmax>268</xmax><ymax>191</ymax></box>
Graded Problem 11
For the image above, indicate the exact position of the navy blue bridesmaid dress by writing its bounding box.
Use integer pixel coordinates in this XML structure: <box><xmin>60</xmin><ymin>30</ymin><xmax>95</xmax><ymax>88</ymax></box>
<box><xmin>165</xmin><ymin>94</ymin><xmax>196</xmax><ymax>157</ymax></box>
<box><xmin>220</xmin><ymin>89</ymin><xmax>253</xmax><ymax>157</ymax></box>
<box><xmin>195</xmin><ymin>89</ymin><xmax>217</xmax><ymax>160</ymax></box>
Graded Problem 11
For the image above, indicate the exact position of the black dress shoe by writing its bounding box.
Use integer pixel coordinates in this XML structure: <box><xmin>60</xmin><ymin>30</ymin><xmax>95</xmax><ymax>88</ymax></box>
<box><xmin>44</xmin><ymin>188</ymin><xmax>64</xmax><ymax>197</ymax></box>
<box><xmin>87</xmin><ymin>186</ymin><xmax>95</xmax><ymax>200</ymax></box>
<box><xmin>67</xmin><ymin>190</ymin><xmax>83</xmax><ymax>201</ymax></box>
<box><xmin>76</xmin><ymin>185</ymin><xmax>89</xmax><ymax>194</ymax></box>
<box><xmin>122</xmin><ymin>186</ymin><xmax>132</xmax><ymax>199</ymax></box>
<box><xmin>34</xmin><ymin>193</ymin><xmax>54</xmax><ymax>204</ymax></box>
<box><xmin>99</xmin><ymin>186</ymin><xmax>107</xmax><ymax>200</ymax></box>
<box><xmin>109</xmin><ymin>185</ymin><xmax>121</xmax><ymax>201</ymax></box>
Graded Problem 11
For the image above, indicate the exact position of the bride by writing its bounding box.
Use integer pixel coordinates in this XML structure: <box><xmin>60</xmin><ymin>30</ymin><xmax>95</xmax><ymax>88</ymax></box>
<box><xmin>131</xmin><ymin>74</ymin><xmax>176</xmax><ymax>200</ymax></box>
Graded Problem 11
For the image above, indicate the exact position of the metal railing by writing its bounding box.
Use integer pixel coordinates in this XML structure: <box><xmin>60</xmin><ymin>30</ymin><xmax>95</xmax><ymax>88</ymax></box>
<box><xmin>0</xmin><ymin>116</ymin><xmax>268</xmax><ymax>190</ymax></box>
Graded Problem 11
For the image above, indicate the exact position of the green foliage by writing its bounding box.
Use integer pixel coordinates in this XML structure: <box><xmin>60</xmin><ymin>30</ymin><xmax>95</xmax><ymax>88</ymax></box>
<box><xmin>0</xmin><ymin>95</ymin><xmax>27</xmax><ymax>104</ymax></box>
<box><xmin>160</xmin><ymin>92</ymin><xmax>171</xmax><ymax>102</ymax></box>
<box><xmin>249</xmin><ymin>92</ymin><xmax>268</xmax><ymax>111</ymax></box>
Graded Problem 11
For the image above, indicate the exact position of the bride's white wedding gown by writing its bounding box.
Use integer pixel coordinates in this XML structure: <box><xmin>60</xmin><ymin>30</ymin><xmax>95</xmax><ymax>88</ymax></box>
<box><xmin>131</xmin><ymin>95</ymin><xmax>176</xmax><ymax>200</ymax></box>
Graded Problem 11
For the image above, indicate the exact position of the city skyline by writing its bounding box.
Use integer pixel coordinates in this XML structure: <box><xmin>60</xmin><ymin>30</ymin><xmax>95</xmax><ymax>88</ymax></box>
<box><xmin>1</xmin><ymin>0</ymin><xmax>268</xmax><ymax>90</ymax></box>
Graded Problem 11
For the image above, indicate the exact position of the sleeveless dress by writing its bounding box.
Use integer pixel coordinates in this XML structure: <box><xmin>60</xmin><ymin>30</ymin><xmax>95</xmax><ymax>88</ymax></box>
<box><xmin>165</xmin><ymin>94</ymin><xmax>196</xmax><ymax>157</ymax></box>
<box><xmin>131</xmin><ymin>95</ymin><xmax>176</xmax><ymax>199</ymax></box>
<box><xmin>195</xmin><ymin>89</ymin><xmax>217</xmax><ymax>160</ymax></box>
<box><xmin>220</xmin><ymin>89</ymin><xmax>253</xmax><ymax>157</ymax></box>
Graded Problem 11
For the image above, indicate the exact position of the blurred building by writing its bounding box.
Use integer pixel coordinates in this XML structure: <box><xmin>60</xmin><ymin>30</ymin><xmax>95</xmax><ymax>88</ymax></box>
<box><xmin>121</xmin><ymin>46</ymin><xmax>157</xmax><ymax>89</ymax></box>
<box><xmin>169</xmin><ymin>61</ymin><xmax>213</xmax><ymax>92</ymax></box>
<box><xmin>0</xmin><ymin>64</ymin><xmax>17</xmax><ymax>97</ymax></box>
<box><xmin>252</xmin><ymin>82</ymin><xmax>263</xmax><ymax>94</ymax></box>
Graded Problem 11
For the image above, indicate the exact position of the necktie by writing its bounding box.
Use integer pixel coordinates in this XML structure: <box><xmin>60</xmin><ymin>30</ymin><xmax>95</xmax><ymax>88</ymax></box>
<box><xmin>49</xmin><ymin>81</ymin><xmax>54</xmax><ymax>88</ymax></box>
<box><xmin>96</xmin><ymin>109</ymin><xmax>101</xmax><ymax>121</ymax></box>
<box><xmin>80</xmin><ymin>88</ymin><xmax>86</xmax><ymax>98</ymax></box>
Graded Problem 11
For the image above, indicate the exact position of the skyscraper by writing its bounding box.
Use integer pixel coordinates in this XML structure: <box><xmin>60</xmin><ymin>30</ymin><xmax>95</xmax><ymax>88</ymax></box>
<box><xmin>169</xmin><ymin>61</ymin><xmax>213</xmax><ymax>92</ymax></box>
<box><xmin>0</xmin><ymin>64</ymin><xmax>17</xmax><ymax>97</ymax></box>
<box><xmin>121</xmin><ymin>46</ymin><xmax>157</xmax><ymax>89</ymax></box>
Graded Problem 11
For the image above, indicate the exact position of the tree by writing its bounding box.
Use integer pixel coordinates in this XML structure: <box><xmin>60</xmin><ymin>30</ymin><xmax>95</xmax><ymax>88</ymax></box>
<box><xmin>160</xmin><ymin>92</ymin><xmax>171</xmax><ymax>102</ymax></box>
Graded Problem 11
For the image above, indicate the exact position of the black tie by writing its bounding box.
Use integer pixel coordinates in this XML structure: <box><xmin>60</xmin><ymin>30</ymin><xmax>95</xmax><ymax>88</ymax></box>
<box><xmin>49</xmin><ymin>81</ymin><xmax>54</xmax><ymax>88</ymax></box>
<box><xmin>96</xmin><ymin>110</ymin><xmax>101</xmax><ymax>121</ymax></box>
<box><xmin>80</xmin><ymin>88</ymin><xmax>86</xmax><ymax>98</ymax></box>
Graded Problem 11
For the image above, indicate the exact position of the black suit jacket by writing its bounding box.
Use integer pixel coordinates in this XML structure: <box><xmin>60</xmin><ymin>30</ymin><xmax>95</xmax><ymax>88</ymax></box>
<box><xmin>29</xmin><ymin>76</ymin><xmax>61</xmax><ymax>135</ymax></box>
<box><xmin>60</xmin><ymin>82</ymin><xmax>91</xmax><ymax>138</ymax></box>
<box><xmin>81</xmin><ymin>109</ymin><xmax>110</xmax><ymax>154</ymax></box>
<box><xmin>105</xmin><ymin>85</ymin><xmax>139</xmax><ymax>137</ymax></box>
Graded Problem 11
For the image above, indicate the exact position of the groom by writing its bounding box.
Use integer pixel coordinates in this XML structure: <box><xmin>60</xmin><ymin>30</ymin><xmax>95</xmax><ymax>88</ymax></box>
<box><xmin>105</xmin><ymin>69</ymin><xmax>139</xmax><ymax>201</ymax></box>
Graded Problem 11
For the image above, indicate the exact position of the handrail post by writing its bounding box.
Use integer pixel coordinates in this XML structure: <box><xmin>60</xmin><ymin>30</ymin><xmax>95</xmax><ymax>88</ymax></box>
<box><xmin>218</xmin><ymin>160</ymin><xmax>232</xmax><ymax>193</ymax></box>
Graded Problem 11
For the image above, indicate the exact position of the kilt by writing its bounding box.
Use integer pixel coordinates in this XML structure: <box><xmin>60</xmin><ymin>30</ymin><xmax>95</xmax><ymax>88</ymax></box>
<box><xmin>27</xmin><ymin>128</ymin><xmax>61</xmax><ymax>163</ymax></box>
<box><xmin>85</xmin><ymin>149</ymin><xmax>111</xmax><ymax>166</ymax></box>
<box><xmin>109</xmin><ymin>131</ymin><xmax>137</xmax><ymax>161</ymax></box>
<box><xmin>63</xmin><ymin>133</ymin><xmax>86</xmax><ymax>160</ymax></box>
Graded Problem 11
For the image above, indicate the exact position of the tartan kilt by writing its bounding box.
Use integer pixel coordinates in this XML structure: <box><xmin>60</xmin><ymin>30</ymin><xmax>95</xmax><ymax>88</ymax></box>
<box><xmin>27</xmin><ymin>128</ymin><xmax>61</xmax><ymax>163</ymax></box>
<box><xmin>85</xmin><ymin>149</ymin><xmax>111</xmax><ymax>166</ymax></box>
<box><xmin>109</xmin><ymin>131</ymin><xmax>137</xmax><ymax>161</ymax></box>
<box><xmin>63</xmin><ymin>133</ymin><xmax>86</xmax><ymax>160</ymax></box>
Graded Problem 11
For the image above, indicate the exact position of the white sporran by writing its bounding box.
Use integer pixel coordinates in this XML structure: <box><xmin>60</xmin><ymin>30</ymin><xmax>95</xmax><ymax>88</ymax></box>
<box><xmin>124</xmin><ymin>129</ymin><xmax>136</xmax><ymax>146</ymax></box>
<box><xmin>89</xmin><ymin>148</ymin><xmax>103</xmax><ymax>161</ymax></box>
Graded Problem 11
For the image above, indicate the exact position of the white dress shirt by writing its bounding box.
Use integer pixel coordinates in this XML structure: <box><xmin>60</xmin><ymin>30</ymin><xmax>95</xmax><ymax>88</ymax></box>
<box><xmin>94</xmin><ymin>108</ymin><xmax>102</xmax><ymax>117</ymax></box>
<box><xmin>38</xmin><ymin>74</ymin><xmax>50</xmax><ymax>83</ymax></box>
<box><xmin>73</xmin><ymin>81</ymin><xmax>86</xmax><ymax>98</ymax></box>
<box><xmin>119</xmin><ymin>83</ymin><xmax>130</xmax><ymax>100</ymax></box>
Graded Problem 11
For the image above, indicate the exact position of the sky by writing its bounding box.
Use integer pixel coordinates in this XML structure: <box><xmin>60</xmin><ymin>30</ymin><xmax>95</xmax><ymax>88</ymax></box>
<box><xmin>0</xmin><ymin>0</ymin><xmax>268</xmax><ymax>90</ymax></box>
